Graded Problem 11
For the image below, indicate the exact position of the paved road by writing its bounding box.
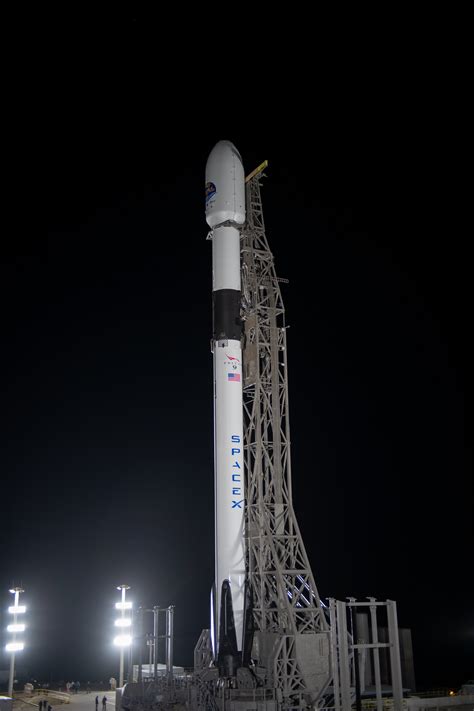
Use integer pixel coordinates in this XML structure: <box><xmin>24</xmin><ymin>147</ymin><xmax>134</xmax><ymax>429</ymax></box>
<box><xmin>14</xmin><ymin>693</ymin><xmax>116</xmax><ymax>711</ymax></box>
<box><xmin>68</xmin><ymin>693</ymin><xmax>115</xmax><ymax>711</ymax></box>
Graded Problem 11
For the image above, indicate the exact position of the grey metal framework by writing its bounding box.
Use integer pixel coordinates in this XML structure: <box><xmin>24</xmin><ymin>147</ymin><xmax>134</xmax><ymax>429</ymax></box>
<box><xmin>241</xmin><ymin>172</ymin><xmax>332</xmax><ymax>708</ymax></box>
<box><xmin>133</xmin><ymin>605</ymin><xmax>175</xmax><ymax>683</ymax></box>
<box><xmin>328</xmin><ymin>598</ymin><xmax>403</xmax><ymax>711</ymax></box>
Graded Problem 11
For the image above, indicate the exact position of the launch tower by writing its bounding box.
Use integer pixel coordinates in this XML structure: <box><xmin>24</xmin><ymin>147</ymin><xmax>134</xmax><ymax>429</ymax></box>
<box><xmin>240</xmin><ymin>167</ymin><xmax>331</xmax><ymax>706</ymax></box>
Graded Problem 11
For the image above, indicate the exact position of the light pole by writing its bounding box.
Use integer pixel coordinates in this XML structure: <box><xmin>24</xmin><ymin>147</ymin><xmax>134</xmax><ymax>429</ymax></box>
<box><xmin>6</xmin><ymin>587</ymin><xmax>26</xmax><ymax>697</ymax></box>
<box><xmin>114</xmin><ymin>584</ymin><xmax>132</xmax><ymax>687</ymax></box>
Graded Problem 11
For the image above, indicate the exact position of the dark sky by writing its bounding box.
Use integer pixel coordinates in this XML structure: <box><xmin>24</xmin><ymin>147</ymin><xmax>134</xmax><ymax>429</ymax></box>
<box><xmin>1</xmin><ymin>15</ymin><xmax>472</xmax><ymax>691</ymax></box>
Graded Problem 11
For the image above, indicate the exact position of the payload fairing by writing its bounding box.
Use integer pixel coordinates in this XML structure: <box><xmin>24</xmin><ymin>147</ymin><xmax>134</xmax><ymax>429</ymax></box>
<box><xmin>205</xmin><ymin>141</ymin><xmax>246</xmax><ymax>674</ymax></box>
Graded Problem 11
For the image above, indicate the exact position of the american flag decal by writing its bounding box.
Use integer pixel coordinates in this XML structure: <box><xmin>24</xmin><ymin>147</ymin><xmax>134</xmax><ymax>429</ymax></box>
<box><xmin>228</xmin><ymin>372</ymin><xmax>241</xmax><ymax>382</ymax></box>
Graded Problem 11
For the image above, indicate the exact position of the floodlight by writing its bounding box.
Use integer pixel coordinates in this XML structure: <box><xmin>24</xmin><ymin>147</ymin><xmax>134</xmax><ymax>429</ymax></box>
<box><xmin>115</xmin><ymin>601</ymin><xmax>133</xmax><ymax>610</ymax></box>
<box><xmin>7</xmin><ymin>586</ymin><xmax>26</xmax><ymax>697</ymax></box>
<box><xmin>114</xmin><ymin>618</ymin><xmax>132</xmax><ymax>627</ymax></box>
<box><xmin>8</xmin><ymin>605</ymin><xmax>26</xmax><ymax>614</ymax></box>
<box><xmin>115</xmin><ymin>583</ymin><xmax>132</xmax><ymax>686</ymax></box>
<box><xmin>7</xmin><ymin>624</ymin><xmax>25</xmax><ymax>633</ymax></box>
<box><xmin>113</xmin><ymin>634</ymin><xmax>132</xmax><ymax>647</ymax></box>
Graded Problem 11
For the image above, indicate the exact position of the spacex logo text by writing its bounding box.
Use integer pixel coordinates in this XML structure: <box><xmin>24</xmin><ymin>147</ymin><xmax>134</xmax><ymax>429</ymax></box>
<box><xmin>230</xmin><ymin>434</ymin><xmax>243</xmax><ymax>509</ymax></box>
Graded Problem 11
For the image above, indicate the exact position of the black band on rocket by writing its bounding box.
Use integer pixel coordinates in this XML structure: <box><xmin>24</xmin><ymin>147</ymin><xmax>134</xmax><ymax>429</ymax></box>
<box><xmin>213</xmin><ymin>289</ymin><xmax>242</xmax><ymax>341</ymax></box>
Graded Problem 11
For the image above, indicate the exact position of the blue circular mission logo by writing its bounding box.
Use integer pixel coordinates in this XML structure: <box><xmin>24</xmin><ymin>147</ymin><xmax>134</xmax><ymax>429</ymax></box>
<box><xmin>205</xmin><ymin>181</ymin><xmax>216</xmax><ymax>204</ymax></box>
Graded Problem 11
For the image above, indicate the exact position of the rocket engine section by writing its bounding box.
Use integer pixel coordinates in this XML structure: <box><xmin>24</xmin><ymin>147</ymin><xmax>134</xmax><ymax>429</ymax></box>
<box><xmin>206</xmin><ymin>141</ymin><xmax>246</xmax><ymax>677</ymax></box>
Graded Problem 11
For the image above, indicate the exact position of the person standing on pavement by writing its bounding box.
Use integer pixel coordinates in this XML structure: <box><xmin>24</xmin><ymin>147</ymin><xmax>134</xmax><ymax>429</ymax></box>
<box><xmin>95</xmin><ymin>696</ymin><xmax>99</xmax><ymax>710</ymax></box>
<box><xmin>102</xmin><ymin>696</ymin><xmax>107</xmax><ymax>710</ymax></box>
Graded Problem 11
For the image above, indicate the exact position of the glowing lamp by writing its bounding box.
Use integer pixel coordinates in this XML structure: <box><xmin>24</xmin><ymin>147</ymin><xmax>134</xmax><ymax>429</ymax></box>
<box><xmin>8</xmin><ymin>605</ymin><xmax>26</xmax><ymax>614</ymax></box>
<box><xmin>115</xmin><ymin>601</ymin><xmax>133</xmax><ymax>610</ymax></box>
<box><xmin>7</xmin><ymin>624</ymin><xmax>25</xmax><ymax>633</ymax></box>
<box><xmin>114</xmin><ymin>618</ymin><xmax>132</xmax><ymax>627</ymax></box>
<box><xmin>113</xmin><ymin>634</ymin><xmax>132</xmax><ymax>647</ymax></box>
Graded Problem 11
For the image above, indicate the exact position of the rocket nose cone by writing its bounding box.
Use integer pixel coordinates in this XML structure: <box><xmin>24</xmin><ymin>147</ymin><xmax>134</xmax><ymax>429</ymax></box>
<box><xmin>206</xmin><ymin>140</ymin><xmax>243</xmax><ymax>171</ymax></box>
<box><xmin>205</xmin><ymin>140</ymin><xmax>246</xmax><ymax>227</ymax></box>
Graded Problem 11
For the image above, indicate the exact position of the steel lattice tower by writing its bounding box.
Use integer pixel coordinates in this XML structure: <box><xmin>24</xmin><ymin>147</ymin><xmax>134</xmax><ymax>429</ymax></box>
<box><xmin>241</xmin><ymin>171</ymin><xmax>332</xmax><ymax>708</ymax></box>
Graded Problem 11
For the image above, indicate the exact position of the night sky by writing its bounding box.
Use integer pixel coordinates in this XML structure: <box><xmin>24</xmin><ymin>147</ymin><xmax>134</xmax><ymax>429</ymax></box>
<box><xmin>1</xmin><ymin>16</ymin><xmax>472</xmax><ymax>692</ymax></box>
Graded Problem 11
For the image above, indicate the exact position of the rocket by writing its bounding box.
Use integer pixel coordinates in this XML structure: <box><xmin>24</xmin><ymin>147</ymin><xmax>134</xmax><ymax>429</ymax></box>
<box><xmin>205</xmin><ymin>141</ymin><xmax>246</xmax><ymax>676</ymax></box>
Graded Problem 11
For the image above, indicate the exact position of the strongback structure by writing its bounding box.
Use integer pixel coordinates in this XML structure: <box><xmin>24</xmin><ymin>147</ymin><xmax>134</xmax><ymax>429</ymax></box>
<box><xmin>240</xmin><ymin>170</ymin><xmax>331</xmax><ymax>707</ymax></box>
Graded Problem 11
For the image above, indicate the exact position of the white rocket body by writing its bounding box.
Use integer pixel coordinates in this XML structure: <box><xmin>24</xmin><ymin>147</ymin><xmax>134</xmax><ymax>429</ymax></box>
<box><xmin>206</xmin><ymin>141</ymin><xmax>246</xmax><ymax>657</ymax></box>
